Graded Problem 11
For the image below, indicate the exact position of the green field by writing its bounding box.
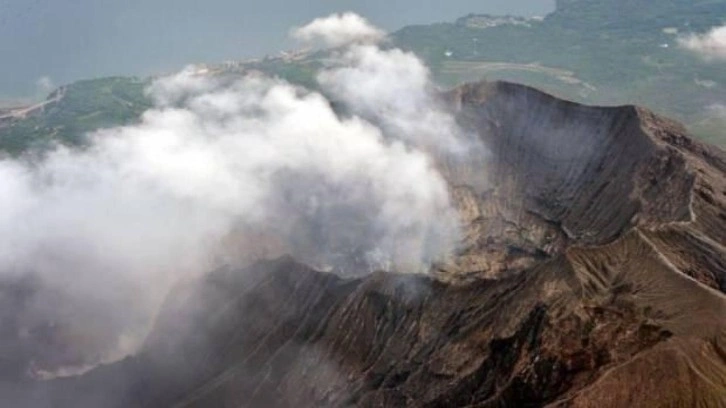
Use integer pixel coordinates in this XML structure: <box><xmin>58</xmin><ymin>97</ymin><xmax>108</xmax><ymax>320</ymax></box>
<box><xmin>391</xmin><ymin>0</ymin><xmax>726</xmax><ymax>146</ymax></box>
<box><xmin>0</xmin><ymin>77</ymin><xmax>151</xmax><ymax>155</ymax></box>
<box><xmin>1</xmin><ymin>0</ymin><xmax>725</xmax><ymax>153</ymax></box>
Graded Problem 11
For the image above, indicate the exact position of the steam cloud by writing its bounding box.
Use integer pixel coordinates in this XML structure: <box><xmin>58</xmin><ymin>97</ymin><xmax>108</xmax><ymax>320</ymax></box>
<box><xmin>702</xmin><ymin>103</ymin><xmax>726</xmax><ymax>127</ymax></box>
<box><xmin>0</xmin><ymin>13</ymin><xmax>467</xmax><ymax>375</ymax></box>
<box><xmin>708</xmin><ymin>103</ymin><xmax>726</xmax><ymax>116</ymax></box>
<box><xmin>292</xmin><ymin>12</ymin><xmax>385</xmax><ymax>47</ymax></box>
<box><xmin>678</xmin><ymin>25</ymin><xmax>726</xmax><ymax>60</ymax></box>
<box><xmin>35</xmin><ymin>76</ymin><xmax>55</xmax><ymax>97</ymax></box>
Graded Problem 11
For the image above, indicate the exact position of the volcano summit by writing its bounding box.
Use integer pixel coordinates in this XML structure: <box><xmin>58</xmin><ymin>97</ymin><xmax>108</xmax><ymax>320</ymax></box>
<box><xmin>2</xmin><ymin>80</ymin><xmax>725</xmax><ymax>407</ymax></box>
<box><xmin>1</xmin><ymin>10</ymin><xmax>726</xmax><ymax>408</ymax></box>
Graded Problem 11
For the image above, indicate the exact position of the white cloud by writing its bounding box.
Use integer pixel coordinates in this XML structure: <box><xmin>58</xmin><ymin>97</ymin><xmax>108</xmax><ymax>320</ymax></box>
<box><xmin>0</xmin><ymin>14</ymin><xmax>505</xmax><ymax>388</ymax></box>
<box><xmin>0</xmin><ymin>14</ymin><xmax>475</xmax><ymax>373</ymax></box>
<box><xmin>678</xmin><ymin>25</ymin><xmax>726</xmax><ymax>60</ymax></box>
<box><xmin>35</xmin><ymin>76</ymin><xmax>55</xmax><ymax>96</ymax></box>
<box><xmin>317</xmin><ymin>44</ymin><xmax>470</xmax><ymax>155</ymax></box>
<box><xmin>292</xmin><ymin>12</ymin><xmax>385</xmax><ymax>48</ymax></box>
<box><xmin>709</xmin><ymin>103</ymin><xmax>726</xmax><ymax>115</ymax></box>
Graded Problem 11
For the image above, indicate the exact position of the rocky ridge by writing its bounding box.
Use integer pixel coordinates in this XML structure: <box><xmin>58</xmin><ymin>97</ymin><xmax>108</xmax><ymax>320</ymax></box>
<box><xmin>2</xmin><ymin>81</ymin><xmax>726</xmax><ymax>407</ymax></box>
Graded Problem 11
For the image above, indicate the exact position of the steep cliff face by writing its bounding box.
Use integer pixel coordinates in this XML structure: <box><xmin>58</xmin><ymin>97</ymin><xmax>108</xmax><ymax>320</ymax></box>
<box><xmin>442</xmin><ymin>82</ymin><xmax>725</xmax><ymax>290</ymax></box>
<box><xmin>4</xmin><ymin>81</ymin><xmax>726</xmax><ymax>407</ymax></box>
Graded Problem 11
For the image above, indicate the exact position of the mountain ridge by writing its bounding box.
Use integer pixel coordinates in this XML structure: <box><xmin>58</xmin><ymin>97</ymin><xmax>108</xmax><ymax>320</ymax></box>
<box><xmin>3</xmin><ymin>0</ymin><xmax>726</xmax><ymax>152</ymax></box>
<box><xmin>2</xmin><ymin>80</ymin><xmax>724</xmax><ymax>407</ymax></box>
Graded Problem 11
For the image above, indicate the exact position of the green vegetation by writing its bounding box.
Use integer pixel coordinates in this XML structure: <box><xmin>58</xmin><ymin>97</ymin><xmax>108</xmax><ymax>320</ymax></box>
<box><xmin>1</xmin><ymin>0</ymin><xmax>725</xmax><ymax>154</ymax></box>
<box><xmin>0</xmin><ymin>77</ymin><xmax>151</xmax><ymax>155</ymax></box>
<box><xmin>392</xmin><ymin>0</ymin><xmax>726</xmax><ymax>147</ymax></box>
<box><xmin>0</xmin><ymin>60</ymin><xmax>329</xmax><ymax>155</ymax></box>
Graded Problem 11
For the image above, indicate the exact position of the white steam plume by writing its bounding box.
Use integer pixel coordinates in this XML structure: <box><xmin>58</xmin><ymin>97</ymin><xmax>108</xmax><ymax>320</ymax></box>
<box><xmin>35</xmin><ymin>76</ymin><xmax>55</xmax><ymax>97</ymax></box>
<box><xmin>292</xmin><ymin>12</ymin><xmax>385</xmax><ymax>47</ymax></box>
<box><xmin>317</xmin><ymin>45</ymin><xmax>468</xmax><ymax>155</ymax></box>
<box><xmin>708</xmin><ymin>103</ymin><xmax>726</xmax><ymax>117</ymax></box>
<box><xmin>678</xmin><ymin>25</ymin><xmax>726</xmax><ymax>60</ymax></box>
<box><xmin>294</xmin><ymin>12</ymin><xmax>471</xmax><ymax>155</ymax></box>
<box><xmin>0</xmin><ymin>13</ymin><xmax>469</xmax><ymax>375</ymax></box>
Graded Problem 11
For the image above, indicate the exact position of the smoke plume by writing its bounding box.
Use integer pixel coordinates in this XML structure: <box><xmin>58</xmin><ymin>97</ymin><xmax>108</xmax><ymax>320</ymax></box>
<box><xmin>292</xmin><ymin>12</ymin><xmax>385</xmax><ymax>48</ymax></box>
<box><xmin>35</xmin><ymin>76</ymin><xmax>55</xmax><ymax>98</ymax></box>
<box><xmin>678</xmin><ymin>25</ymin><xmax>726</xmax><ymax>60</ymax></box>
<box><xmin>0</xmin><ymin>13</ymin><xmax>467</xmax><ymax>376</ymax></box>
<box><xmin>295</xmin><ymin>13</ymin><xmax>468</xmax><ymax>154</ymax></box>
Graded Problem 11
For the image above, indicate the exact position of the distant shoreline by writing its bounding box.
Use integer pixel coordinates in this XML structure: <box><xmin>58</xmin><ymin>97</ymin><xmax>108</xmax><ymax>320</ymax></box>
<box><xmin>0</xmin><ymin>97</ymin><xmax>35</xmax><ymax>109</ymax></box>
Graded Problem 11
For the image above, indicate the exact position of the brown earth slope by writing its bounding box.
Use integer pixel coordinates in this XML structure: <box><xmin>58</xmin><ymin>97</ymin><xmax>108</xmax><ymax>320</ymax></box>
<box><xmin>3</xmin><ymin>81</ymin><xmax>726</xmax><ymax>407</ymax></box>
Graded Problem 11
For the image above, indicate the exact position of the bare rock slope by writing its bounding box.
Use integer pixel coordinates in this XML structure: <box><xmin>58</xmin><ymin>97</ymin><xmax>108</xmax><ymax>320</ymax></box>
<box><xmin>9</xmin><ymin>81</ymin><xmax>726</xmax><ymax>407</ymax></box>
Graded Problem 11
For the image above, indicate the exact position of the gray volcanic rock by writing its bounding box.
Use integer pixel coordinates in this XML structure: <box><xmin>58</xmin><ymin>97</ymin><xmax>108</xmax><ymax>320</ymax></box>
<box><xmin>3</xmin><ymin>81</ymin><xmax>726</xmax><ymax>407</ymax></box>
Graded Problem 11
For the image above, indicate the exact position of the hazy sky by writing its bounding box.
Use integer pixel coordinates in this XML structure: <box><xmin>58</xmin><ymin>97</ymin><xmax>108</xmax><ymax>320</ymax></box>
<box><xmin>0</xmin><ymin>0</ymin><xmax>554</xmax><ymax>100</ymax></box>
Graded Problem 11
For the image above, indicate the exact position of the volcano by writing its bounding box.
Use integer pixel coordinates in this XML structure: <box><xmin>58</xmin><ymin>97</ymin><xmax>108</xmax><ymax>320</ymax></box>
<box><xmin>3</xmin><ymin>81</ymin><xmax>726</xmax><ymax>407</ymax></box>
